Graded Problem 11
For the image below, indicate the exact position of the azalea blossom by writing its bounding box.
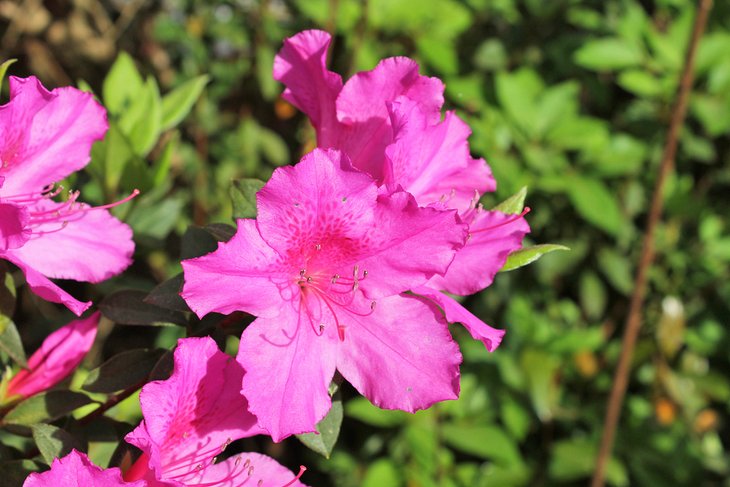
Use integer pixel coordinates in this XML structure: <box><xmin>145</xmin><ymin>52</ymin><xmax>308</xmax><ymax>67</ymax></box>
<box><xmin>123</xmin><ymin>337</ymin><xmax>307</xmax><ymax>487</ymax></box>
<box><xmin>275</xmin><ymin>30</ymin><xmax>530</xmax><ymax>351</ymax></box>
<box><xmin>2</xmin><ymin>312</ymin><xmax>99</xmax><ymax>404</ymax></box>
<box><xmin>0</xmin><ymin>76</ymin><xmax>135</xmax><ymax>316</ymax></box>
<box><xmin>182</xmin><ymin>149</ymin><xmax>466</xmax><ymax>441</ymax></box>
<box><xmin>23</xmin><ymin>449</ymin><xmax>145</xmax><ymax>487</ymax></box>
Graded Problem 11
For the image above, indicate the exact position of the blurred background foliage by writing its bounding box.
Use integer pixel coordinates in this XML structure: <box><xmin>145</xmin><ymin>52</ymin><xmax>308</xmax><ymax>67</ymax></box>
<box><xmin>1</xmin><ymin>0</ymin><xmax>730</xmax><ymax>485</ymax></box>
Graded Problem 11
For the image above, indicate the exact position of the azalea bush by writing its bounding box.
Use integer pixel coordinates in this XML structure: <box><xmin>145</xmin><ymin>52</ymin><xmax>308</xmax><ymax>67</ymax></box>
<box><xmin>1</xmin><ymin>0</ymin><xmax>729</xmax><ymax>486</ymax></box>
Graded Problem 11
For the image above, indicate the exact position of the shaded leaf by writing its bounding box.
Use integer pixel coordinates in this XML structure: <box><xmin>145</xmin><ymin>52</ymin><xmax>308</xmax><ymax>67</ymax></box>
<box><xmin>100</xmin><ymin>290</ymin><xmax>187</xmax><ymax>326</ymax></box>
<box><xmin>83</xmin><ymin>349</ymin><xmax>167</xmax><ymax>393</ymax></box>
<box><xmin>160</xmin><ymin>75</ymin><xmax>209</xmax><ymax>131</ymax></box>
<box><xmin>345</xmin><ymin>397</ymin><xmax>408</xmax><ymax>427</ymax></box>
<box><xmin>144</xmin><ymin>274</ymin><xmax>189</xmax><ymax>313</ymax></box>
<box><xmin>501</xmin><ymin>244</ymin><xmax>570</xmax><ymax>272</ymax></box>
<box><xmin>0</xmin><ymin>460</ymin><xmax>43</xmax><ymax>487</ymax></box>
<box><xmin>31</xmin><ymin>424</ymin><xmax>84</xmax><ymax>465</ymax></box>
<box><xmin>0</xmin><ymin>263</ymin><xmax>16</xmax><ymax>317</ymax></box>
<box><xmin>4</xmin><ymin>391</ymin><xmax>91</xmax><ymax>425</ymax></box>
<box><xmin>230</xmin><ymin>179</ymin><xmax>265</xmax><ymax>220</ymax></box>
<box><xmin>0</xmin><ymin>315</ymin><xmax>26</xmax><ymax>368</ymax></box>
<box><xmin>296</xmin><ymin>392</ymin><xmax>343</xmax><ymax>458</ymax></box>
<box><xmin>442</xmin><ymin>423</ymin><xmax>522</xmax><ymax>466</ymax></box>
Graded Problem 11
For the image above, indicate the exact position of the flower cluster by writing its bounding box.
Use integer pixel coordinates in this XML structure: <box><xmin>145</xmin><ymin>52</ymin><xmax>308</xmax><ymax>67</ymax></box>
<box><xmin>8</xmin><ymin>28</ymin><xmax>530</xmax><ymax>486</ymax></box>
<box><xmin>181</xmin><ymin>30</ymin><xmax>530</xmax><ymax>441</ymax></box>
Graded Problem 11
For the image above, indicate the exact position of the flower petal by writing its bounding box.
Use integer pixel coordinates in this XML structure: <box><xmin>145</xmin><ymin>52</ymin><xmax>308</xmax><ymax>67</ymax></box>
<box><xmin>413</xmin><ymin>285</ymin><xmax>505</xmax><ymax>352</ymax></box>
<box><xmin>238</xmin><ymin>304</ymin><xmax>338</xmax><ymax>442</ymax></box>
<box><xmin>356</xmin><ymin>190</ymin><xmax>467</xmax><ymax>299</ymax></box>
<box><xmin>0</xmin><ymin>202</ymin><xmax>30</xmax><ymax>250</ymax></box>
<box><xmin>174</xmin><ymin>452</ymin><xmax>308</xmax><ymax>487</ymax></box>
<box><xmin>337</xmin><ymin>293</ymin><xmax>461</xmax><ymax>411</ymax></box>
<box><xmin>273</xmin><ymin>30</ymin><xmax>342</xmax><ymax>146</ymax></box>
<box><xmin>7</xmin><ymin>312</ymin><xmax>99</xmax><ymax>400</ymax></box>
<box><xmin>255</xmin><ymin>149</ymin><xmax>377</xmax><ymax>265</ymax></box>
<box><xmin>3</xmin><ymin>251</ymin><xmax>90</xmax><ymax>316</ymax></box>
<box><xmin>126</xmin><ymin>337</ymin><xmax>263</xmax><ymax>481</ymax></box>
<box><xmin>428</xmin><ymin>210</ymin><xmax>530</xmax><ymax>296</ymax></box>
<box><xmin>23</xmin><ymin>449</ymin><xmax>145</xmax><ymax>487</ymax></box>
<box><xmin>333</xmin><ymin>57</ymin><xmax>444</xmax><ymax>180</ymax></box>
<box><xmin>0</xmin><ymin>76</ymin><xmax>107</xmax><ymax>195</ymax></box>
<box><xmin>181</xmin><ymin>219</ymin><xmax>291</xmax><ymax>319</ymax></box>
<box><xmin>385</xmin><ymin>98</ymin><xmax>495</xmax><ymax>212</ymax></box>
<box><xmin>10</xmin><ymin>200</ymin><xmax>134</xmax><ymax>283</ymax></box>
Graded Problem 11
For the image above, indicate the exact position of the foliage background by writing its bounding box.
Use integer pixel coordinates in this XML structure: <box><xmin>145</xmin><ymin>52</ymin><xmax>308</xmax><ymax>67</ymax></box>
<box><xmin>1</xmin><ymin>0</ymin><xmax>730</xmax><ymax>485</ymax></box>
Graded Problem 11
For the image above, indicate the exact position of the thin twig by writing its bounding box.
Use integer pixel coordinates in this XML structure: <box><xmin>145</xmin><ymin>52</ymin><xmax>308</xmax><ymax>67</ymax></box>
<box><xmin>591</xmin><ymin>1</ymin><xmax>713</xmax><ymax>486</ymax></box>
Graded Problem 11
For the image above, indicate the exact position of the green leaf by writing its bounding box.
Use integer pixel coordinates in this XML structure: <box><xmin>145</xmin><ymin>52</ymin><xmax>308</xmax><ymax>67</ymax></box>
<box><xmin>0</xmin><ymin>263</ymin><xmax>17</xmax><ymax>320</ymax></box>
<box><xmin>579</xmin><ymin>271</ymin><xmax>607</xmax><ymax>321</ymax></box>
<box><xmin>99</xmin><ymin>290</ymin><xmax>188</xmax><ymax>326</ymax></box>
<box><xmin>520</xmin><ymin>348</ymin><xmax>560</xmax><ymax>421</ymax></box>
<box><xmin>152</xmin><ymin>133</ymin><xmax>177</xmax><ymax>187</ymax></box>
<box><xmin>83</xmin><ymin>349</ymin><xmax>167</xmax><ymax>393</ymax></box>
<box><xmin>0</xmin><ymin>315</ymin><xmax>27</xmax><ymax>368</ymax></box>
<box><xmin>160</xmin><ymin>75</ymin><xmax>209</xmax><ymax>131</ymax></box>
<box><xmin>4</xmin><ymin>391</ymin><xmax>91</xmax><ymax>425</ymax></box>
<box><xmin>501</xmin><ymin>244</ymin><xmax>570</xmax><ymax>272</ymax></box>
<box><xmin>345</xmin><ymin>396</ymin><xmax>408</xmax><ymax>427</ymax></box>
<box><xmin>31</xmin><ymin>424</ymin><xmax>84</xmax><ymax>465</ymax></box>
<box><xmin>492</xmin><ymin>186</ymin><xmax>527</xmax><ymax>214</ymax></box>
<box><xmin>442</xmin><ymin>423</ymin><xmax>522</xmax><ymax>466</ymax></box>
<box><xmin>103</xmin><ymin>52</ymin><xmax>144</xmax><ymax>115</ymax></box>
<box><xmin>495</xmin><ymin>68</ymin><xmax>543</xmax><ymax>136</ymax></box>
<box><xmin>549</xmin><ymin>437</ymin><xmax>628</xmax><ymax>486</ymax></box>
<box><xmin>597</xmin><ymin>248</ymin><xmax>634</xmax><ymax>295</ymax></box>
<box><xmin>122</xmin><ymin>78</ymin><xmax>162</xmax><ymax>157</ymax></box>
<box><xmin>230</xmin><ymin>179</ymin><xmax>265</xmax><ymax>220</ymax></box>
<box><xmin>127</xmin><ymin>195</ymin><xmax>185</xmax><ymax>241</ymax></box>
<box><xmin>617</xmin><ymin>70</ymin><xmax>664</xmax><ymax>98</ymax></box>
<box><xmin>574</xmin><ymin>38</ymin><xmax>644</xmax><ymax>71</ymax></box>
<box><xmin>362</xmin><ymin>459</ymin><xmax>402</xmax><ymax>487</ymax></box>
<box><xmin>296</xmin><ymin>392</ymin><xmax>343</xmax><ymax>458</ymax></box>
<box><xmin>566</xmin><ymin>177</ymin><xmax>624</xmax><ymax>236</ymax></box>
<box><xmin>0</xmin><ymin>58</ymin><xmax>17</xmax><ymax>90</ymax></box>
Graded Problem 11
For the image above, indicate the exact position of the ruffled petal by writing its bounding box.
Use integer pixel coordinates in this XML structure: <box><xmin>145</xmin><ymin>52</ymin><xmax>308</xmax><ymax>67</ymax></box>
<box><xmin>0</xmin><ymin>76</ymin><xmax>107</xmax><ymax>195</ymax></box>
<box><xmin>0</xmin><ymin>202</ymin><xmax>30</xmax><ymax>250</ymax></box>
<box><xmin>273</xmin><ymin>30</ymin><xmax>342</xmax><ymax>146</ymax></box>
<box><xmin>3</xmin><ymin>251</ymin><xmax>90</xmax><ymax>316</ymax></box>
<box><xmin>238</xmin><ymin>304</ymin><xmax>338</xmax><ymax>442</ymax></box>
<box><xmin>413</xmin><ymin>285</ymin><xmax>505</xmax><ymax>352</ymax></box>
<box><xmin>428</xmin><ymin>210</ymin><xmax>530</xmax><ymax>296</ymax></box>
<box><xmin>356</xmin><ymin>190</ymin><xmax>467</xmax><ymax>299</ymax></box>
<box><xmin>174</xmin><ymin>453</ymin><xmax>308</xmax><ymax>487</ymax></box>
<box><xmin>126</xmin><ymin>337</ymin><xmax>263</xmax><ymax>482</ymax></box>
<box><xmin>7</xmin><ymin>312</ymin><xmax>99</xmax><ymax>400</ymax></box>
<box><xmin>10</xmin><ymin>200</ymin><xmax>134</xmax><ymax>283</ymax></box>
<box><xmin>181</xmin><ymin>219</ymin><xmax>291</xmax><ymax>319</ymax></box>
<box><xmin>337</xmin><ymin>293</ymin><xmax>461</xmax><ymax>411</ymax></box>
<box><xmin>385</xmin><ymin>98</ymin><xmax>495</xmax><ymax>212</ymax></box>
<box><xmin>23</xmin><ymin>449</ymin><xmax>146</xmax><ymax>487</ymax></box>
<box><xmin>334</xmin><ymin>57</ymin><xmax>444</xmax><ymax>180</ymax></box>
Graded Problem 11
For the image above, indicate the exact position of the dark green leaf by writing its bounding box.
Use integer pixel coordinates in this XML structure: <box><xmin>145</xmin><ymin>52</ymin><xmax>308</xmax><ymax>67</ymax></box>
<box><xmin>230</xmin><ymin>179</ymin><xmax>265</xmax><ymax>220</ymax></box>
<box><xmin>4</xmin><ymin>391</ymin><xmax>91</xmax><ymax>425</ymax></box>
<box><xmin>144</xmin><ymin>274</ymin><xmax>189</xmax><ymax>312</ymax></box>
<box><xmin>501</xmin><ymin>244</ymin><xmax>570</xmax><ymax>272</ymax></box>
<box><xmin>160</xmin><ymin>75</ymin><xmax>209</xmax><ymax>131</ymax></box>
<box><xmin>31</xmin><ymin>424</ymin><xmax>84</xmax><ymax>465</ymax></box>
<box><xmin>100</xmin><ymin>290</ymin><xmax>187</xmax><ymax>326</ymax></box>
<box><xmin>0</xmin><ymin>315</ymin><xmax>27</xmax><ymax>368</ymax></box>
<box><xmin>0</xmin><ymin>263</ymin><xmax>16</xmax><ymax>317</ymax></box>
<box><xmin>296</xmin><ymin>392</ymin><xmax>343</xmax><ymax>458</ymax></box>
<box><xmin>83</xmin><ymin>349</ymin><xmax>167</xmax><ymax>393</ymax></box>
<box><xmin>0</xmin><ymin>460</ymin><xmax>43</xmax><ymax>487</ymax></box>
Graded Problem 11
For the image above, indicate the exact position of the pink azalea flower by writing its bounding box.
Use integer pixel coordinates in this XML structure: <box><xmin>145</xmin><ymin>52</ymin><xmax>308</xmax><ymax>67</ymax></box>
<box><xmin>181</xmin><ymin>149</ymin><xmax>466</xmax><ymax>441</ymax></box>
<box><xmin>275</xmin><ymin>30</ymin><xmax>530</xmax><ymax>352</ymax></box>
<box><xmin>123</xmin><ymin>337</ymin><xmax>307</xmax><ymax>487</ymax></box>
<box><xmin>0</xmin><ymin>76</ymin><xmax>135</xmax><ymax>316</ymax></box>
<box><xmin>3</xmin><ymin>312</ymin><xmax>99</xmax><ymax>403</ymax></box>
<box><xmin>23</xmin><ymin>449</ymin><xmax>145</xmax><ymax>487</ymax></box>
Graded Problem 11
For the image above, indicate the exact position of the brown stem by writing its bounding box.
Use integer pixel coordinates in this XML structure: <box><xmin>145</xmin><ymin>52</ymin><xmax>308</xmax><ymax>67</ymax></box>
<box><xmin>591</xmin><ymin>1</ymin><xmax>713</xmax><ymax>486</ymax></box>
<box><xmin>77</xmin><ymin>380</ymin><xmax>147</xmax><ymax>426</ymax></box>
